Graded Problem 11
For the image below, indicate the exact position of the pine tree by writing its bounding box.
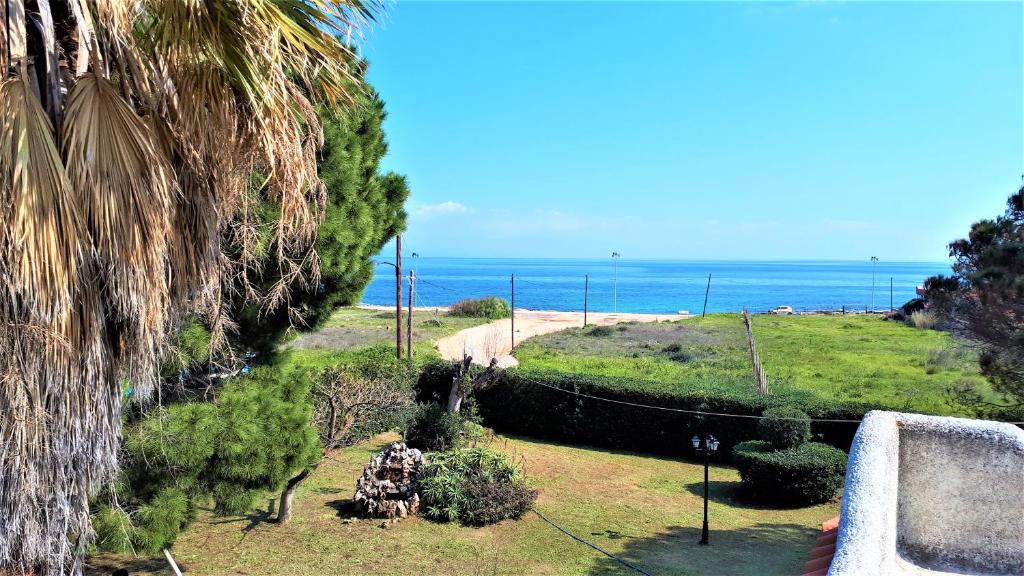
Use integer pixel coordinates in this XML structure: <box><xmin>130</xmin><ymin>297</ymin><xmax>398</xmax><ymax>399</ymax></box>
<box><xmin>232</xmin><ymin>76</ymin><xmax>410</xmax><ymax>357</ymax></box>
<box><xmin>91</xmin><ymin>367</ymin><xmax>320</xmax><ymax>553</ymax></box>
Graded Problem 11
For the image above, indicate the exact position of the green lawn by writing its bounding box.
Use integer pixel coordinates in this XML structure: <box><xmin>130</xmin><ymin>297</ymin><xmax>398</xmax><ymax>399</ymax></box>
<box><xmin>279</xmin><ymin>306</ymin><xmax>492</xmax><ymax>370</ymax></box>
<box><xmin>514</xmin><ymin>314</ymin><xmax>991</xmax><ymax>415</ymax></box>
<box><xmin>87</xmin><ymin>433</ymin><xmax>837</xmax><ymax>576</ymax></box>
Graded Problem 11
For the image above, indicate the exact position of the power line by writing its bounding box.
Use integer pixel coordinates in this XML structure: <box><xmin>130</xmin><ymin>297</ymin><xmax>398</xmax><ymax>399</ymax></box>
<box><xmin>533</xmin><ymin>509</ymin><xmax>654</xmax><ymax>576</ymax></box>
<box><xmin>415</xmin><ymin>277</ymin><xmax>457</xmax><ymax>293</ymax></box>
<box><xmin>516</xmin><ymin>375</ymin><xmax>1024</xmax><ymax>425</ymax></box>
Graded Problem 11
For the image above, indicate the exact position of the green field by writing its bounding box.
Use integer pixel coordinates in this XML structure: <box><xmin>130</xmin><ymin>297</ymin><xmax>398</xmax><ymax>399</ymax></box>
<box><xmin>514</xmin><ymin>314</ymin><xmax>991</xmax><ymax>416</ymax></box>
<box><xmin>280</xmin><ymin>307</ymin><xmax>491</xmax><ymax>369</ymax></box>
<box><xmin>87</xmin><ymin>433</ymin><xmax>837</xmax><ymax>576</ymax></box>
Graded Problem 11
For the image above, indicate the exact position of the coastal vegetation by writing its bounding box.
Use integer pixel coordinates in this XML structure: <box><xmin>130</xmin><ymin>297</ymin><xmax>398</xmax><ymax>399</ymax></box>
<box><xmin>923</xmin><ymin>186</ymin><xmax>1024</xmax><ymax>407</ymax></box>
<box><xmin>471</xmin><ymin>314</ymin><xmax>1016</xmax><ymax>459</ymax></box>
<box><xmin>512</xmin><ymin>314</ymin><xmax>998</xmax><ymax>414</ymax></box>
<box><xmin>449</xmin><ymin>296</ymin><xmax>514</xmax><ymax>319</ymax></box>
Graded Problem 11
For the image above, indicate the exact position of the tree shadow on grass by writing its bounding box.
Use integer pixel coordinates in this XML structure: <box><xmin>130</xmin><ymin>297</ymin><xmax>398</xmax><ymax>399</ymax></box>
<box><xmin>207</xmin><ymin>500</ymin><xmax>276</xmax><ymax>542</ymax></box>
<box><xmin>682</xmin><ymin>481</ymin><xmax>818</xmax><ymax>511</ymax></box>
<box><xmin>585</xmin><ymin>522</ymin><xmax>819</xmax><ymax>576</ymax></box>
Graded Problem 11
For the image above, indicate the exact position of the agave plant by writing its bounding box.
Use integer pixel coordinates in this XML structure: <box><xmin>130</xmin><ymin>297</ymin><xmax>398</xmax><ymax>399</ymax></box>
<box><xmin>0</xmin><ymin>1</ymin><xmax>376</xmax><ymax>573</ymax></box>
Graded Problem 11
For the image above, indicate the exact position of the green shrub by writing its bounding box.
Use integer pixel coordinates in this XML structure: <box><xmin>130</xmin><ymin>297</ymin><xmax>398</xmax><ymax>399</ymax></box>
<box><xmin>587</xmin><ymin>325</ymin><xmax>615</xmax><ymax>337</ymax></box>
<box><xmin>732</xmin><ymin>441</ymin><xmax>847</xmax><ymax>505</ymax></box>
<box><xmin>758</xmin><ymin>407</ymin><xmax>812</xmax><ymax>450</ymax></box>
<box><xmin>405</xmin><ymin>403</ymin><xmax>466</xmax><ymax>451</ymax></box>
<box><xmin>420</xmin><ymin>448</ymin><xmax>537</xmax><ymax>525</ymax></box>
<box><xmin>449</xmin><ymin>297</ymin><xmax>512</xmax><ymax>319</ymax></box>
<box><xmin>475</xmin><ymin>369</ymin><xmax>873</xmax><ymax>458</ymax></box>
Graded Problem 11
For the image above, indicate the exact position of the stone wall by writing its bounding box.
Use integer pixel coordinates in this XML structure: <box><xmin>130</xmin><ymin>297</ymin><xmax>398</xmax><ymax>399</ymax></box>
<box><xmin>829</xmin><ymin>411</ymin><xmax>1024</xmax><ymax>576</ymax></box>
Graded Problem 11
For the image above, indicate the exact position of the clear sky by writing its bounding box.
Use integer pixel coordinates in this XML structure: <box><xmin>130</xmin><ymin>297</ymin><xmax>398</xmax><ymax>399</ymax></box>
<box><xmin>361</xmin><ymin>1</ymin><xmax>1023</xmax><ymax>261</ymax></box>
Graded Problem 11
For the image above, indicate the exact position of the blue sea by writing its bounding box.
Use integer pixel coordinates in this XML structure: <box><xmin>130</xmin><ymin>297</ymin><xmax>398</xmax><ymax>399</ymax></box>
<box><xmin>361</xmin><ymin>258</ymin><xmax>950</xmax><ymax>315</ymax></box>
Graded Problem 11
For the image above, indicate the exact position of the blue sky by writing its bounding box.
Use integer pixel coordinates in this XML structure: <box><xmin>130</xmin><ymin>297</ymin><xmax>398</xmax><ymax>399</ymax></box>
<box><xmin>361</xmin><ymin>1</ymin><xmax>1022</xmax><ymax>261</ymax></box>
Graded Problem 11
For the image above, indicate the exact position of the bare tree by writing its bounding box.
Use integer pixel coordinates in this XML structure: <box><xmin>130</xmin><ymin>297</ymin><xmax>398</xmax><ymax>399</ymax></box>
<box><xmin>446</xmin><ymin>356</ymin><xmax>502</xmax><ymax>413</ymax></box>
<box><xmin>278</xmin><ymin>368</ymin><xmax>412</xmax><ymax>524</ymax></box>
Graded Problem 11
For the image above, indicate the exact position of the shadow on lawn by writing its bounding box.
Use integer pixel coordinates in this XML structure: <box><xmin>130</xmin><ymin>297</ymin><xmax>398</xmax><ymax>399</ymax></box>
<box><xmin>585</xmin><ymin>522</ymin><xmax>819</xmax><ymax>576</ymax></box>
<box><xmin>681</xmin><ymin>480</ymin><xmax>815</xmax><ymax>511</ymax></box>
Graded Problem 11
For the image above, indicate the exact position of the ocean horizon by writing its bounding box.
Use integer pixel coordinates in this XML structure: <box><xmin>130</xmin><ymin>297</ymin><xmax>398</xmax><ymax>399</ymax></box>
<box><xmin>361</xmin><ymin>258</ymin><xmax>950</xmax><ymax>315</ymax></box>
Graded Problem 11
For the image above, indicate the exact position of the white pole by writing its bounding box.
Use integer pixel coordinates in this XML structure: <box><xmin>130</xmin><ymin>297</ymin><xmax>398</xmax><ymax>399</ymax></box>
<box><xmin>612</xmin><ymin>252</ymin><xmax>620</xmax><ymax>313</ymax></box>
<box><xmin>163</xmin><ymin>549</ymin><xmax>184</xmax><ymax>576</ymax></box>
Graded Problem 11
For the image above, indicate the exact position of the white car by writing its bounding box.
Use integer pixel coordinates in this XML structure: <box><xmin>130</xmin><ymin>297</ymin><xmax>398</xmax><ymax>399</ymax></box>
<box><xmin>770</xmin><ymin>306</ymin><xmax>794</xmax><ymax>315</ymax></box>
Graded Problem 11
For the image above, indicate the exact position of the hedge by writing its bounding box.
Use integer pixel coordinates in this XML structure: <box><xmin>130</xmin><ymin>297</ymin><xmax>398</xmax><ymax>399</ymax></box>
<box><xmin>425</xmin><ymin>366</ymin><xmax>1024</xmax><ymax>460</ymax></box>
<box><xmin>470</xmin><ymin>369</ymin><xmax>879</xmax><ymax>459</ymax></box>
<box><xmin>732</xmin><ymin>440</ymin><xmax>847</xmax><ymax>505</ymax></box>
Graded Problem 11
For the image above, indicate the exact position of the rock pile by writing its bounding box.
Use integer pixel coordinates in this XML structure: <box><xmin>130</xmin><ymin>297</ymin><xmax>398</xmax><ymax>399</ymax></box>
<box><xmin>353</xmin><ymin>442</ymin><xmax>425</xmax><ymax>519</ymax></box>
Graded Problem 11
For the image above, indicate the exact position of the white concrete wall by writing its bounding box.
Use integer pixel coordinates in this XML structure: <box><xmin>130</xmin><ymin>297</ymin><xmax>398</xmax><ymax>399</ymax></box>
<box><xmin>829</xmin><ymin>411</ymin><xmax>1024</xmax><ymax>576</ymax></box>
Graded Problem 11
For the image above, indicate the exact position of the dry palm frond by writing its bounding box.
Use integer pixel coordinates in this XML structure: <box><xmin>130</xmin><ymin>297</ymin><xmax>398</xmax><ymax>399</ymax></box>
<box><xmin>62</xmin><ymin>72</ymin><xmax>173</xmax><ymax>396</ymax></box>
<box><xmin>0</xmin><ymin>74</ymin><xmax>82</xmax><ymax>317</ymax></box>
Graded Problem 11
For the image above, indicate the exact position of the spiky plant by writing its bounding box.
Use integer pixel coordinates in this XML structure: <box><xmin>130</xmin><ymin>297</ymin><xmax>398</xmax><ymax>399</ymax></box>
<box><xmin>0</xmin><ymin>1</ymin><xmax>376</xmax><ymax>573</ymax></box>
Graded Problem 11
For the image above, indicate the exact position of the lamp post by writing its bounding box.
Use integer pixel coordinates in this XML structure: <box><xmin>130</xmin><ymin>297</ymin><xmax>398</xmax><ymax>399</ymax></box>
<box><xmin>691</xmin><ymin>433</ymin><xmax>720</xmax><ymax>545</ymax></box>
<box><xmin>870</xmin><ymin>256</ymin><xmax>879</xmax><ymax>312</ymax></box>
<box><xmin>611</xmin><ymin>252</ymin><xmax>621</xmax><ymax>313</ymax></box>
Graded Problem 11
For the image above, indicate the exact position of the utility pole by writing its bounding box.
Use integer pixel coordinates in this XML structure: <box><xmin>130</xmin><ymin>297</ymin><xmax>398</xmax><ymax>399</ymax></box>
<box><xmin>583</xmin><ymin>274</ymin><xmax>589</xmax><ymax>327</ymax></box>
<box><xmin>611</xmin><ymin>252</ymin><xmax>621</xmax><ymax>313</ymax></box>
<box><xmin>702</xmin><ymin>273</ymin><xmax>712</xmax><ymax>318</ymax></box>
<box><xmin>870</xmin><ymin>256</ymin><xmax>878</xmax><ymax>313</ymax></box>
<box><xmin>395</xmin><ymin>236</ymin><xmax>402</xmax><ymax>359</ymax></box>
<box><xmin>890</xmin><ymin>277</ymin><xmax>893</xmax><ymax>312</ymax></box>
<box><xmin>407</xmin><ymin>270</ymin><xmax>415</xmax><ymax>359</ymax></box>
<box><xmin>511</xmin><ymin>273</ymin><xmax>515</xmax><ymax>349</ymax></box>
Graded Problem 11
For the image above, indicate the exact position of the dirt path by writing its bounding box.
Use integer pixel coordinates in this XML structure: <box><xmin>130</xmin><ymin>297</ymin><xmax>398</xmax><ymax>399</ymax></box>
<box><xmin>436</xmin><ymin>309</ymin><xmax>690</xmax><ymax>367</ymax></box>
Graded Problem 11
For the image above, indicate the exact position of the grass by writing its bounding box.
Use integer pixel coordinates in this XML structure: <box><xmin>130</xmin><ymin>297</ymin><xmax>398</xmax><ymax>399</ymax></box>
<box><xmin>515</xmin><ymin>314</ymin><xmax>991</xmax><ymax>415</ymax></box>
<box><xmin>279</xmin><ymin>306</ymin><xmax>494</xmax><ymax>370</ymax></box>
<box><xmin>87</xmin><ymin>433</ymin><xmax>837</xmax><ymax>576</ymax></box>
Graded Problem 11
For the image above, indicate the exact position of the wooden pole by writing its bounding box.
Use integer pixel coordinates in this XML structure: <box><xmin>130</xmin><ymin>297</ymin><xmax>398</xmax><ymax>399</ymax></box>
<box><xmin>890</xmin><ymin>277</ymin><xmax>894</xmax><ymax>312</ymax></box>
<box><xmin>395</xmin><ymin>235</ymin><xmax>402</xmax><ymax>360</ymax></box>
<box><xmin>511</xmin><ymin>273</ymin><xmax>515</xmax><ymax>349</ymax></box>
<box><xmin>407</xmin><ymin>270</ymin><xmax>415</xmax><ymax>359</ymax></box>
<box><xmin>741</xmin><ymin>309</ymin><xmax>769</xmax><ymax>394</ymax></box>
<box><xmin>583</xmin><ymin>274</ymin><xmax>589</xmax><ymax>327</ymax></box>
<box><xmin>702</xmin><ymin>273</ymin><xmax>712</xmax><ymax>318</ymax></box>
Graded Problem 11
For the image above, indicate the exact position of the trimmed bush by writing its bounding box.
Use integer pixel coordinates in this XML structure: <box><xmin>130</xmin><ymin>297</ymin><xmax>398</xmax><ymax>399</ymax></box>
<box><xmin>758</xmin><ymin>407</ymin><xmax>812</xmax><ymax>450</ymax></box>
<box><xmin>420</xmin><ymin>448</ymin><xmax>537</xmax><ymax>525</ymax></box>
<box><xmin>449</xmin><ymin>297</ymin><xmax>512</xmax><ymax>319</ymax></box>
<box><xmin>473</xmin><ymin>369</ymin><xmax>872</xmax><ymax>458</ymax></box>
<box><xmin>732</xmin><ymin>440</ymin><xmax>847</xmax><ymax>505</ymax></box>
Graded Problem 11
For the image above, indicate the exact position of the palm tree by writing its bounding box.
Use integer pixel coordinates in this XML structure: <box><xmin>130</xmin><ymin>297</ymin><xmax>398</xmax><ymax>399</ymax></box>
<box><xmin>0</xmin><ymin>2</ymin><xmax>377</xmax><ymax>573</ymax></box>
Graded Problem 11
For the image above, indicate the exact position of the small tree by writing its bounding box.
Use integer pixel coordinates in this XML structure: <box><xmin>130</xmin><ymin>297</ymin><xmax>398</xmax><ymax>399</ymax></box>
<box><xmin>277</xmin><ymin>352</ymin><xmax>415</xmax><ymax>523</ymax></box>
<box><xmin>924</xmin><ymin>187</ymin><xmax>1024</xmax><ymax>405</ymax></box>
<box><xmin>92</xmin><ymin>367</ymin><xmax>320</xmax><ymax>552</ymax></box>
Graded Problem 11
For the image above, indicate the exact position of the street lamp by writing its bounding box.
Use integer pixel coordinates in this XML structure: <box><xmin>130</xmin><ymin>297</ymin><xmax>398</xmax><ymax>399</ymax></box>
<box><xmin>691</xmin><ymin>433</ymin><xmax>720</xmax><ymax>545</ymax></box>
<box><xmin>870</xmin><ymin>256</ymin><xmax>879</xmax><ymax>312</ymax></box>
<box><xmin>374</xmin><ymin>257</ymin><xmax>403</xmax><ymax>359</ymax></box>
<box><xmin>611</xmin><ymin>252</ymin><xmax>621</xmax><ymax>313</ymax></box>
